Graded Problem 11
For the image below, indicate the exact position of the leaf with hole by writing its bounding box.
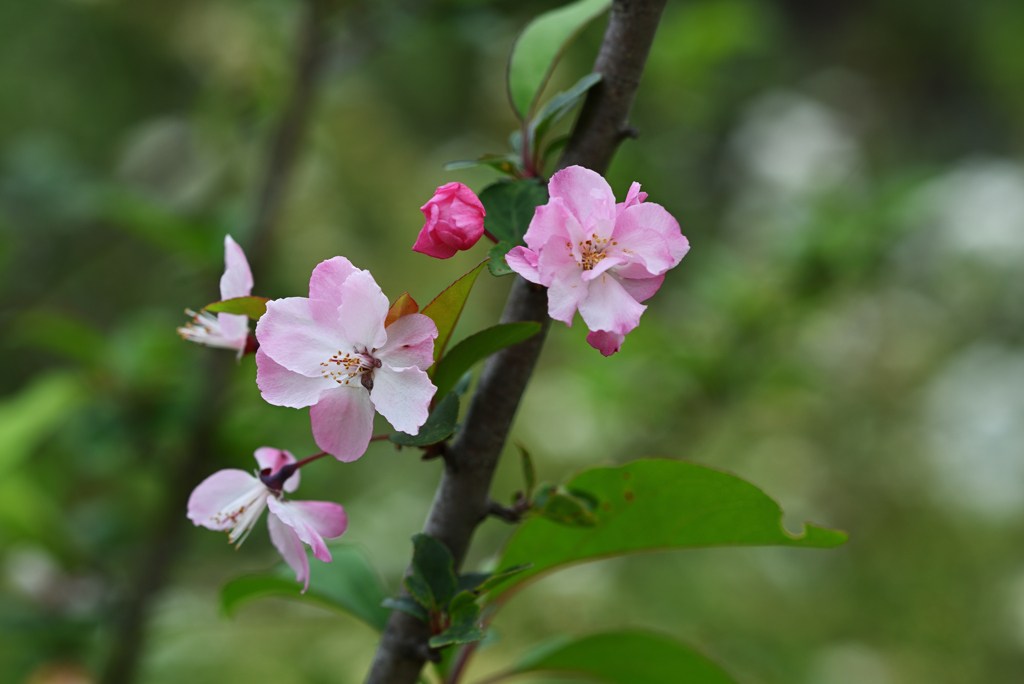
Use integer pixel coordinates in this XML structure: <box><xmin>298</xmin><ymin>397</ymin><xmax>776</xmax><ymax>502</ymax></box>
<box><xmin>478</xmin><ymin>179</ymin><xmax>548</xmax><ymax>245</ymax></box>
<box><xmin>534</xmin><ymin>486</ymin><xmax>599</xmax><ymax>527</ymax></box>
<box><xmin>390</xmin><ymin>392</ymin><xmax>460</xmax><ymax>447</ymax></box>
<box><xmin>488</xmin><ymin>459</ymin><xmax>848</xmax><ymax>601</ymax></box>
<box><xmin>432</xmin><ymin>322</ymin><xmax>542</xmax><ymax>399</ymax></box>
<box><xmin>421</xmin><ymin>261</ymin><xmax>489</xmax><ymax>367</ymax></box>
<box><xmin>220</xmin><ymin>544</ymin><xmax>389</xmax><ymax>631</ymax></box>
<box><xmin>507</xmin><ymin>0</ymin><xmax>612</xmax><ymax>118</ymax></box>
<box><xmin>204</xmin><ymin>296</ymin><xmax>270</xmax><ymax>321</ymax></box>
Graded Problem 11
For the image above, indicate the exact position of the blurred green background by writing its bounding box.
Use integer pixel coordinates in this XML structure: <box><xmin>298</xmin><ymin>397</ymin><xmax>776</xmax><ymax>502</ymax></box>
<box><xmin>2</xmin><ymin>0</ymin><xmax>1024</xmax><ymax>682</ymax></box>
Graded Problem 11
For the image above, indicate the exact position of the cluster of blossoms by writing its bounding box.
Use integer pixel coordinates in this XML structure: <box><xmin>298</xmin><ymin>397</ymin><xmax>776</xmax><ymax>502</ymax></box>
<box><xmin>180</xmin><ymin>165</ymin><xmax>687</xmax><ymax>589</ymax></box>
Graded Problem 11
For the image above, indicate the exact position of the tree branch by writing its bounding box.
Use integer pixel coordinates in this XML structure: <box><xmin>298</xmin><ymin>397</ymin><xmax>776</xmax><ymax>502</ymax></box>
<box><xmin>99</xmin><ymin>3</ymin><xmax>334</xmax><ymax>682</ymax></box>
<box><xmin>364</xmin><ymin>1</ymin><xmax>667</xmax><ymax>682</ymax></box>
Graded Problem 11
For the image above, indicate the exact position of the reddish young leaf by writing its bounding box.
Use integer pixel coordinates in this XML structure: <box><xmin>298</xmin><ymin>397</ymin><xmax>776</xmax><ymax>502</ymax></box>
<box><xmin>384</xmin><ymin>292</ymin><xmax>419</xmax><ymax>328</ymax></box>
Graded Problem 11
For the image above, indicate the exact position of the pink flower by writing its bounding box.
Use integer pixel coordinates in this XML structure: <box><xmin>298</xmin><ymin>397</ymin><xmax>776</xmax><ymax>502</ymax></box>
<box><xmin>255</xmin><ymin>257</ymin><xmax>438</xmax><ymax>461</ymax></box>
<box><xmin>412</xmin><ymin>182</ymin><xmax>487</xmax><ymax>259</ymax></box>
<box><xmin>187</xmin><ymin>447</ymin><xmax>348</xmax><ymax>592</ymax></box>
<box><xmin>505</xmin><ymin>166</ymin><xmax>689</xmax><ymax>356</ymax></box>
<box><xmin>178</xmin><ymin>234</ymin><xmax>254</xmax><ymax>357</ymax></box>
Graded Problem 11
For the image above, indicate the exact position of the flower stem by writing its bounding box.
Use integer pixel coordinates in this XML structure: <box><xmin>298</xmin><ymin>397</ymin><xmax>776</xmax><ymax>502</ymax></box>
<box><xmin>294</xmin><ymin>450</ymin><xmax>329</xmax><ymax>469</ymax></box>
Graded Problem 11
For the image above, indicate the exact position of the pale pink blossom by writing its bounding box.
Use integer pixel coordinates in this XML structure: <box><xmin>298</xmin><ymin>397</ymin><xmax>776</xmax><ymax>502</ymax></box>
<box><xmin>505</xmin><ymin>166</ymin><xmax>688</xmax><ymax>356</ymax></box>
<box><xmin>255</xmin><ymin>257</ymin><xmax>438</xmax><ymax>461</ymax></box>
<box><xmin>412</xmin><ymin>182</ymin><xmax>487</xmax><ymax>259</ymax></box>
<box><xmin>187</xmin><ymin>447</ymin><xmax>347</xmax><ymax>592</ymax></box>
<box><xmin>178</xmin><ymin>234</ymin><xmax>254</xmax><ymax>357</ymax></box>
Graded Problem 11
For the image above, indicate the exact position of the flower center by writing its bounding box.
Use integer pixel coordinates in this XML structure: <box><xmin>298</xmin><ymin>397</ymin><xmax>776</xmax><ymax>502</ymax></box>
<box><xmin>320</xmin><ymin>347</ymin><xmax>382</xmax><ymax>390</ymax></box>
<box><xmin>213</xmin><ymin>488</ymin><xmax>270</xmax><ymax>547</ymax></box>
<box><xmin>570</xmin><ymin>233</ymin><xmax>617</xmax><ymax>271</ymax></box>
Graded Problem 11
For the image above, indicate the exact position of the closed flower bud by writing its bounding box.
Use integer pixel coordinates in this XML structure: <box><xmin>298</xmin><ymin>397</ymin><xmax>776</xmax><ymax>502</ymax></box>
<box><xmin>412</xmin><ymin>182</ymin><xmax>487</xmax><ymax>259</ymax></box>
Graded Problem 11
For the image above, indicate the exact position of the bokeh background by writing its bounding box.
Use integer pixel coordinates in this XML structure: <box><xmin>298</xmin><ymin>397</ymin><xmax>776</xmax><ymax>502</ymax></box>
<box><xmin>3</xmin><ymin>0</ymin><xmax>1024</xmax><ymax>682</ymax></box>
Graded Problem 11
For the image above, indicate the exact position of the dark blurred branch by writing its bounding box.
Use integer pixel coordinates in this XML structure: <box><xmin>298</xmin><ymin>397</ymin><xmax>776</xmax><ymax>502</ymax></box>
<box><xmin>245</xmin><ymin>0</ymin><xmax>333</xmax><ymax>277</ymax></box>
<box><xmin>364</xmin><ymin>1</ymin><xmax>667</xmax><ymax>682</ymax></box>
<box><xmin>99</xmin><ymin>2</ymin><xmax>335</xmax><ymax>683</ymax></box>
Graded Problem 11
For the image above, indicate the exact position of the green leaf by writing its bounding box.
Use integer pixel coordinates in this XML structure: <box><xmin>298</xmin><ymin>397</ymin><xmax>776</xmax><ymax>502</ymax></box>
<box><xmin>390</xmin><ymin>392</ymin><xmax>460</xmax><ymax>447</ymax></box>
<box><xmin>455</xmin><ymin>564</ymin><xmax>532</xmax><ymax>597</ymax></box>
<box><xmin>518</xmin><ymin>443</ymin><xmax>537</xmax><ymax>499</ymax></box>
<box><xmin>406</xmin><ymin>534</ymin><xmax>457</xmax><ymax>611</ymax></box>
<box><xmin>488</xmin><ymin>241</ymin><xmax>516</xmax><ymax>277</ymax></box>
<box><xmin>452</xmin><ymin>370</ymin><xmax>474</xmax><ymax>397</ymax></box>
<box><xmin>221</xmin><ymin>544</ymin><xmax>390</xmax><ymax>631</ymax></box>
<box><xmin>500</xmin><ymin>630</ymin><xmax>738</xmax><ymax>684</ymax></box>
<box><xmin>428</xmin><ymin>621</ymin><xmax>486</xmax><ymax>649</ymax></box>
<box><xmin>0</xmin><ymin>373</ymin><xmax>84</xmax><ymax>477</ymax></box>
<box><xmin>205</xmin><ymin>296</ymin><xmax>270</xmax><ymax>321</ymax></box>
<box><xmin>432</xmin><ymin>323</ymin><xmax>543</xmax><ymax>399</ymax></box>
<box><xmin>422</xmin><ymin>260</ymin><xmax>489</xmax><ymax>367</ymax></box>
<box><xmin>382</xmin><ymin>596</ymin><xmax>429</xmax><ymax>623</ymax></box>
<box><xmin>444</xmin><ymin>154</ymin><xmax>521</xmax><ymax>177</ymax></box>
<box><xmin>530</xmin><ymin>72</ymin><xmax>602</xmax><ymax>155</ymax></box>
<box><xmin>488</xmin><ymin>459</ymin><xmax>849</xmax><ymax>601</ymax></box>
<box><xmin>541</xmin><ymin>133</ymin><xmax>571</xmax><ymax>163</ymax></box>
<box><xmin>507</xmin><ymin>0</ymin><xmax>612</xmax><ymax>119</ymax></box>
<box><xmin>536</xmin><ymin>487</ymin><xmax>599</xmax><ymax>527</ymax></box>
<box><xmin>478</xmin><ymin>180</ymin><xmax>548</xmax><ymax>245</ymax></box>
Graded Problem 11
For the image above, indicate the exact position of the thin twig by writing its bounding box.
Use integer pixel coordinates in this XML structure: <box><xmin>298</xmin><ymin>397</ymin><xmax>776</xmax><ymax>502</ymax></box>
<box><xmin>364</xmin><ymin>2</ymin><xmax>668</xmax><ymax>682</ymax></box>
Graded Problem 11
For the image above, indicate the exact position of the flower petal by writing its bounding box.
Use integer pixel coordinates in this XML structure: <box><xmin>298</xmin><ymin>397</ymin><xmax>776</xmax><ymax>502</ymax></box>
<box><xmin>617</xmin><ymin>274</ymin><xmax>664</xmax><ymax>303</ymax></box>
<box><xmin>256</xmin><ymin>297</ymin><xmax>349</xmax><ymax>377</ymax></box>
<box><xmin>548</xmin><ymin>165</ymin><xmax>616</xmax><ymax>229</ymax></box>
<box><xmin>505</xmin><ymin>246</ymin><xmax>542</xmax><ymax>284</ymax></box>
<box><xmin>220</xmin><ymin>234</ymin><xmax>254</xmax><ymax>300</ymax></box>
<box><xmin>309</xmin><ymin>256</ymin><xmax>359</xmax><ymax>307</ymax></box>
<box><xmin>522</xmin><ymin>198</ymin><xmax>583</xmax><ymax>253</ymax></box>
<box><xmin>309</xmin><ymin>386</ymin><xmax>375</xmax><ymax>462</ymax></box>
<box><xmin>413</xmin><ymin>203</ymin><xmax>460</xmax><ymax>259</ymax></box>
<box><xmin>267</xmin><ymin>511</ymin><xmax>311</xmax><ymax>592</ymax></box>
<box><xmin>254</xmin><ymin>447</ymin><xmax>299</xmax><ymax>493</ymax></box>
<box><xmin>615</xmin><ymin>181</ymin><xmax>647</xmax><ymax>218</ymax></box>
<box><xmin>268</xmin><ymin>498</ymin><xmax>348</xmax><ymax>563</ymax></box>
<box><xmin>579</xmin><ymin>254</ymin><xmax>627</xmax><ymax>281</ymax></box>
<box><xmin>187</xmin><ymin>469</ymin><xmax>263</xmax><ymax>531</ymax></box>
<box><xmin>337</xmin><ymin>270</ymin><xmax>389</xmax><ymax>351</ymax></box>
<box><xmin>586</xmin><ymin>330</ymin><xmax>625</xmax><ymax>356</ymax></box>
<box><xmin>577</xmin><ymin>271</ymin><xmax>646</xmax><ymax>335</ymax></box>
<box><xmin>614</xmin><ymin>203</ymin><xmax>688</xmax><ymax>275</ymax></box>
<box><xmin>216</xmin><ymin>312</ymin><xmax>249</xmax><ymax>347</ymax></box>
<box><xmin>256</xmin><ymin>348</ymin><xmax>335</xmax><ymax>408</ymax></box>
<box><xmin>370</xmin><ymin>365</ymin><xmax>436</xmax><ymax>435</ymax></box>
<box><xmin>377</xmin><ymin>313</ymin><xmax>437</xmax><ymax>370</ymax></box>
<box><xmin>538</xmin><ymin>237</ymin><xmax>586</xmax><ymax>325</ymax></box>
